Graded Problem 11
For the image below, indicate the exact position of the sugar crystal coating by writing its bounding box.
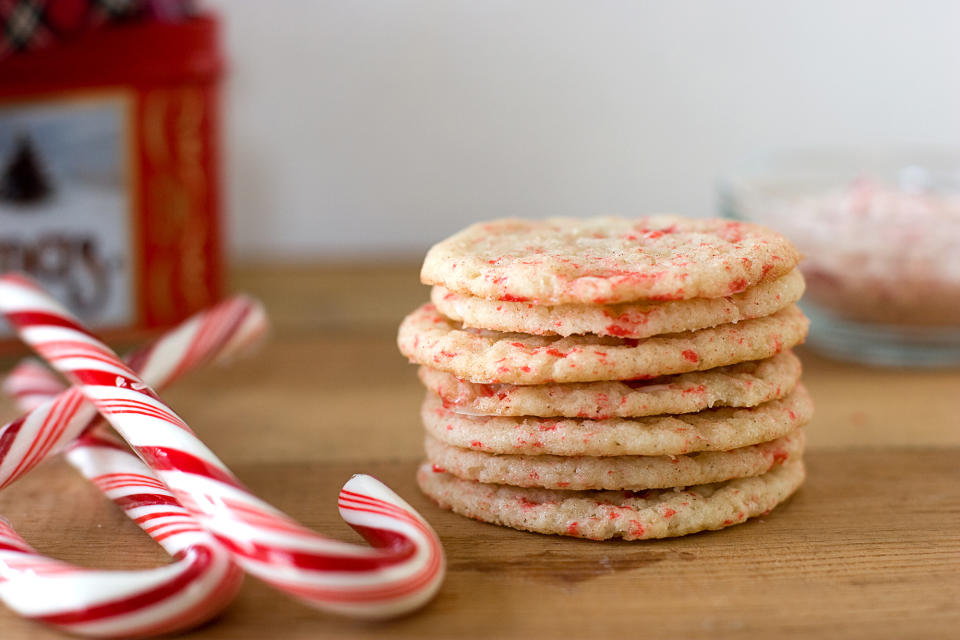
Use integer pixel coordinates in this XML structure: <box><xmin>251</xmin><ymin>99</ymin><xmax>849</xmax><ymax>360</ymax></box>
<box><xmin>421</xmin><ymin>216</ymin><xmax>801</xmax><ymax>305</ymax></box>
<box><xmin>421</xmin><ymin>384</ymin><xmax>812</xmax><ymax>456</ymax></box>
<box><xmin>432</xmin><ymin>269</ymin><xmax>804</xmax><ymax>339</ymax></box>
<box><xmin>418</xmin><ymin>460</ymin><xmax>805</xmax><ymax>540</ymax></box>
<box><xmin>419</xmin><ymin>351</ymin><xmax>802</xmax><ymax>418</ymax></box>
<box><xmin>398</xmin><ymin>303</ymin><xmax>809</xmax><ymax>385</ymax></box>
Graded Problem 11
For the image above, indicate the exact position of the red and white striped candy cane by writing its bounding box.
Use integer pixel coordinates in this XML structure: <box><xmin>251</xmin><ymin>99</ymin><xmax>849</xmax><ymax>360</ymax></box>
<box><xmin>0</xmin><ymin>294</ymin><xmax>267</xmax><ymax>490</ymax></box>
<box><xmin>2</xmin><ymin>359</ymin><xmax>65</xmax><ymax>412</ymax></box>
<box><xmin>0</xmin><ymin>274</ymin><xmax>446</xmax><ymax>619</ymax></box>
<box><xmin>0</xmin><ymin>425</ymin><xmax>244</xmax><ymax>638</ymax></box>
<box><xmin>0</xmin><ymin>295</ymin><xmax>268</xmax><ymax>636</ymax></box>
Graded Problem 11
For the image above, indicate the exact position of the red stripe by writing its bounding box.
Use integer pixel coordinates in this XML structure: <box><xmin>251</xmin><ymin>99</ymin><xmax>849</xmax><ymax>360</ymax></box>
<box><xmin>98</xmin><ymin>480</ymin><xmax>169</xmax><ymax>493</ymax></box>
<box><xmin>95</xmin><ymin>474</ymin><xmax>168</xmax><ymax>490</ymax></box>
<box><xmin>172</xmin><ymin>308</ymin><xmax>219</xmax><ymax>381</ymax></box>
<box><xmin>107</xmin><ymin>561</ymin><xmax>242</xmax><ymax>639</ymax></box>
<box><xmin>133</xmin><ymin>511</ymin><xmax>189</xmax><ymax>525</ymax></box>
<box><xmin>3</xmin><ymin>311</ymin><xmax>96</xmax><ymax>338</ymax></box>
<box><xmin>42</xmin><ymin>347</ymin><xmax>125</xmax><ymax>368</ymax></box>
<box><xmin>32</xmin><ymin>388</ymin><xmax>82</xmax><ymax>471</ymax></box>
<box><xmin>96</xmin><ymin>408</ymin><xmax>189</xmax><ymax>434</ymax></box>
<box><xmin>71</xmin><ymin>370</ymin><xmax>158</xmax><ymax>399</ymax></box>
<box><xmin>153</xmin><ymin>527</ymin><xmax>205</xmax><ymax>543</ymax></box>
<box><xmin>100</xmin><ymin>403</ymin><xmax>186</xmax><ymax>428</ymax></box>
<box><xmin>338</xmin><ymin>492</ymin><xmax>412</xmax><ymax>519</ymax></box>
<box><xmin>338</xmin><ymin>502</ymin><xmax>421</xmax><ymax>531</ymax></box>
<box><xmin>10</xmin><ymin>395</ymin><xmax>57</xmax><ymax>481</ymax></box>
<box><xmin>271</xmin><ymin>548</ymin><xmax>441</xmax><ymax>603</ymax></box>
<box><xmin>0</xmin><ymin>415</ymin><xmax>27</xmax><ymax>467</ymax></box>
<box><xmin>274</xmin><ymin>535</ymin><xmax>443</xmax><ymax>604</ymax></box>
<box><xmin>34</xmin><ymin>341</ymin><xmax>122</xmax><ymax>365</ymax></box>
<box><xmin>5</xmin><ymin>388</ymin><xmax>73</xmax><ymax>484</ymax></box>
<box><xmin>339</xmin><ymin>507</ymin><xmax>432</xmax><ymax>543</ymax></box>
<box><xmin>337</xmin><ymin>495</ymin><xmax>425</xmax><ymax>527</ymax></box>
<box><xmin>98</xmin><ymin>483</ymin><xmax>169</xmax><ymax>495</ymax></box>
<box><xmin>214</xmin><ymin>532</ymin><xmax>417</xmax><ymax>573</ymax></box>
<box><xmin>211</xmin><ymin>498</ymin><xmax>309</xmax><ymax>536</ymax></box>
<box><xmin>99</xmin><ymin>405</ymin><xmax>188</xmax><ymax>430</ymax></box>
<box><xmin>348</xmin><ymin>523</ymin><xmax>417</xmax><ymax>553</ymax></box>
<box><xmin>171</xmin><ymin>300</ymin><xmax>253</xmax><ymax>384</ymax></box>
<box><xmin>112</xmin><ymin>493</ymin><xmax>181</xmax><ymax>510</ymax></box>
<box><xmin>98</xmin><ymin>397</ymin><xmax>185</xmax><ymax>420</ymax></box>
<box><xmin>0</xmin><ymin>540</ymin><xmax>33</xmax><ymax>553</ymax></box>
<box><xmin>143</xmin><ymin>519</ymin><xmax>195</xmax><ymax>535</ymax></box>
<box><xmin>201</xmin><ymin>303</ymin><xmax>252</xmax><ymax>359</ymax></box>
<box><xmin>36</xmin><ymin>547</ymin><xmax>214</xmax><ymax>626</ymax></box>
<box><xmin>95</xmin><ymin>471</ymin><xmax>167</xmax><ymax>484</ymax></box>
<box><xmin>339</xmin><ymin>490</ymin><xmax>406</xmax><ymax>511</ymax></box>
<box><xmin>95</xmin><ymin>477</ymin><xmax>169</xmax><ymax>493</ymax></box>
<box><xmin>136</xmin><ymin>446</ymin><xmax>243</xmax><ymax>490</ymax></box>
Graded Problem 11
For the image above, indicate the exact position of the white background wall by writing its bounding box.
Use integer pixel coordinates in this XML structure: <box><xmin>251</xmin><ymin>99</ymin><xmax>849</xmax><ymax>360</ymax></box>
<box><xmin>207</xmin><ymin>0</ymin><xmax>960</xmax><ymax>261</ymax></box>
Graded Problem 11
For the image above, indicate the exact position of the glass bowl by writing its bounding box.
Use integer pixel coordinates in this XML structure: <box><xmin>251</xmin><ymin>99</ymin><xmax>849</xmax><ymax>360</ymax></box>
<box><xmin>719</xmin><ymin>148</ymin><xmax>960</xmax><ymax>367</ymax></box>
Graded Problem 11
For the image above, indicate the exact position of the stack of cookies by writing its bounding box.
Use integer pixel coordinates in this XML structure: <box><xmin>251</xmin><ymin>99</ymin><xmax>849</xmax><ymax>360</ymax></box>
<box><xmin>398</xmin><ymin>217</ymin><xmax>812</xmax><ymax>540</ymax></box>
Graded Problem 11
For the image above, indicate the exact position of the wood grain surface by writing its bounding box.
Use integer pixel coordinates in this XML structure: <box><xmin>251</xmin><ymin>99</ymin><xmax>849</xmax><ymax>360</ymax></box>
<box><xmin>0</xmin><ymin>263</ymin><xmax>958</xmax><ymax>639</ymax></box>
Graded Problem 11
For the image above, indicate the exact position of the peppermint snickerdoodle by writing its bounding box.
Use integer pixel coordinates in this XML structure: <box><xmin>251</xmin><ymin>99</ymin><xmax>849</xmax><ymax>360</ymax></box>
<box><xmin>398</xmin><ymin>303</ymin><xmax>808</xmax><ymax>384</ymax></box>
<box><xmin>432</xmin><ymin>269</ymin><xmax>804</xmax><ymax>339</ymax></box>
<box><xmin>421</xmin><ymin>217</ymin><xmax>801</xmax><ymax>305</ymax></box>
<box><xmin>417</xmin><ymin>459</ymin><xmax>805</xmax><ymax>540</ymax></box>
<box><xmin>418</xmin><ymin>350</ymin><xmax>802</xmax><ymax>419</ymax></box>
<box><xmin>423</xmin><ymin>428</ymin><xmax>804</xmax><ymax>491</ymax></box>
<box><xmin>421</xmin><ymin>384</ymin><xmax>812</xmax><ymax>456</ymax></box>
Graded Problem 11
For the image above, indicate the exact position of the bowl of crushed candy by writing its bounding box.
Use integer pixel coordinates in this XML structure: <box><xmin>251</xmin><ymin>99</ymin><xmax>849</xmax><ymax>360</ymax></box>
<box><xmin>720</xmin><ymin>147</ymin><xmax>960</xmax><ymax>367</ymax></box>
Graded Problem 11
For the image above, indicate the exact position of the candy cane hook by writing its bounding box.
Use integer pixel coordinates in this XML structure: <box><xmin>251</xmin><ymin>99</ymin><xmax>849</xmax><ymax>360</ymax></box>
<box><xmin>0</xmin><ymin>274</ymin><xmax>446</xmax><ymax>619</ymax></box>
<box><xmin>0</xmin><ymin>295</ymin><xmax>270</xmax><ymax>635</ymax></box>
<box><xmin>0</xmin><ymin>426</ymin><xmax>244</xmax><ymax>637</ymax></box>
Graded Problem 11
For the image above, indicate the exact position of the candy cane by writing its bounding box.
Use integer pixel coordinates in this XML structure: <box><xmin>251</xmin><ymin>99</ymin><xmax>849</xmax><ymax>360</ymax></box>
<box><xmin>0</xmin><ymin>295</ymin><xmax>269</xmax><ymax>636</ymax></box>
<box><xmin>2</xmin><ymin>358</ymin><xmax>65</xmax><ymax>412</ymax></box>
<box><xmin>0</xmin><ymin>426</ymin><xmax>245</xmax><ymax>638</ymax></box>
<box><xmin>0</xmin><ymin>295</ymin><xmax>267</xmax><ymax>490</ymax></box>
<box><xmin>0</xmin><ymin>274</ymin><xmax>446</xmax><ymax>619</ymax></box>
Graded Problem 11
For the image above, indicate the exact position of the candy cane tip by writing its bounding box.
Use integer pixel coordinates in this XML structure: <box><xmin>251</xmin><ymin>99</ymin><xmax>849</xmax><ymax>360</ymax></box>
<box><xmin>211</xmin><ymin>301</ymin><xmax>271</xmax><ymax>366</ymax></box>
<box><xmin>340</xmin><ymin>475</ymin><xmax>409</xmax><ymax>509</ymax></box>
<box><xmin>338</xmin><ymin>475</ymin><xmax>440</xmax><ymax>534</ymax></box>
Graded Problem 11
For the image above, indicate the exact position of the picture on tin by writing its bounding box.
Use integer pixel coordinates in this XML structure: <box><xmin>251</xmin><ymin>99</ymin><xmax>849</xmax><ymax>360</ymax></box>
<box><xmin>0</xmin><ymin>95</ymin><xmax>134</xmax><ymax>334</ymax></box>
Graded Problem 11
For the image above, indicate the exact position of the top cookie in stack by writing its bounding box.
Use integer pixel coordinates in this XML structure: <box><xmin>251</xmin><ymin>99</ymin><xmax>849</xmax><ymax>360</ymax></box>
<box><xmin>399</xmin><ymin>216</ymin><xmax>812</xmax><ymax>541</ymax></box>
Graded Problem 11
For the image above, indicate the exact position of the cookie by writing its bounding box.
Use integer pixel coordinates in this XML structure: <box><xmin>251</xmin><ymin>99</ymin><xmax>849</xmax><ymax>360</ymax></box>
<box><xmin>417</xmin><ymin>459</ymin><xmax>805</xmax><ymax>540</ymax></box>
<box><xmin>431</xmin><ymin>269</ymin><xmax>804</xmax><ymax>339</ymax></box>
<box><xmin>420</xmin><ymin>217</ymin><xmax>801</xmax><ymax>305</ymax></box>
<box><xmin>423</xmin><ymin>429</ymin><xmax>804</xmax><ymax>491</ymax></box>
<box><xmin>421</xmin><ymin>384</ymin><xmax>812</xmax><ymax>456</ymax></box>
<box><xmin>418</xmin><ymin>351</ymin><xmax>802</xmax><ymax>418</ymax></box>
<box><xmin>398</xmin><ymin>303</ymin><xmax>809</xmax><ymax>384</ymax></box>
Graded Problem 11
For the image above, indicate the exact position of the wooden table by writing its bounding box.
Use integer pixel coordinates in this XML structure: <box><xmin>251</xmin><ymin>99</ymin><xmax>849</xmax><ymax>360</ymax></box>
<box><xmin>1</xmin><ymin>264</ymin><xmax>958</xmax><ymax>639</ymax></box>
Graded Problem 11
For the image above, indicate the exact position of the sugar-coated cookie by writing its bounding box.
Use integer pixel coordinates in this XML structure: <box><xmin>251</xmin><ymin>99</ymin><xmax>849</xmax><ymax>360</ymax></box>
<box><xmin>418</xmin><ymin>351</ymin><xmax>802</xmax><ymax>418</ymax></box>
<box><xmin>421</xmin><ymin>217</ymin><xmax>801</xmax><ymax>305</ymax></box>
<box><xmin>424</xmin><ymin>429</ymin><xmax>804</xmax><ymax>491</ymax></box>
<box><xmin>417</xmin><ymin>459</ymin><xmax>805</xmax><ymax>540</ymax></box>
<box><xmin>432</xmin><ymin>269</ymin><xmax>804</xmax><ymax>339</ymax></box>
<box><xmin>399</xmin><ymin>303</ymin><xmax>809</xmax><ymax>384</ymax></box>
<box><xmin>421</xmin><ymin>384</ymin><xmax>812</xmax><ymax>456</ymax></box>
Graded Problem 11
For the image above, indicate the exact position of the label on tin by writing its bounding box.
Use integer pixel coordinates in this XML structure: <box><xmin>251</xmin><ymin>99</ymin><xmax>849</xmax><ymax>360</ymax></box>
<box><xmin>0</xmin><ymin>94</ymin><xmax>135</xmax><ymax>336</ymax></box>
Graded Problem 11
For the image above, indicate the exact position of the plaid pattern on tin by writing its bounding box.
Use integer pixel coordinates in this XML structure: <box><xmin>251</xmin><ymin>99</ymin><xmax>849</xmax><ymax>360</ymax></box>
<box><xmin>0</xmin><ymin>0</ymin><xmax>195</xmax><ymax>58</ymax></box>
